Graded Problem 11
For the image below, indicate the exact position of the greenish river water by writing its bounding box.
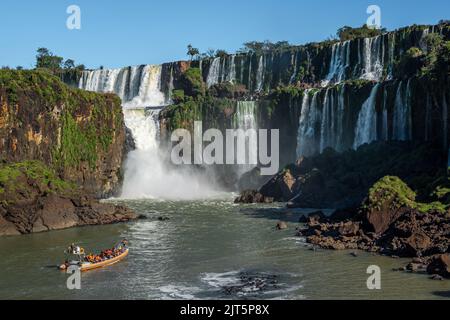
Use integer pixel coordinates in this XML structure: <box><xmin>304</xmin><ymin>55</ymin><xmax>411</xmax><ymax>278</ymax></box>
<box><xmin>0</xmin><ymin>196</ymin><xmax>449</xmax><ymax>300</ymax></box>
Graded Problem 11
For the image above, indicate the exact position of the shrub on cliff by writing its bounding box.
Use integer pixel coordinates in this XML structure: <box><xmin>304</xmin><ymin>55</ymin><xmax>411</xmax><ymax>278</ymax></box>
<box><xmin>364</xmin><ymin>176</ymin><xmax>416</xmax><ymax>212</ymax></box>
<box><xmin>180</xmin><ymin>67</ymin><xmax>205</xmax><ymax>98</ymax></box>
<box><xmin>336</xmin><ymin>25</ymin><xmax>386</xmax><ymax>41</ymax></box>
<box><xmin>0</xmin><ymin>69</ymin><xmax>125</xmax><ymax>196</ymax></box>
<box><xmin>0</xmin><ymin>161</ymin><xmax>75</xmax><ymax>202</ymax></box>
<box><xmin>394</xmin><ymin>47</ymin><xmax>425</xmax><ymax>78</ymax></box>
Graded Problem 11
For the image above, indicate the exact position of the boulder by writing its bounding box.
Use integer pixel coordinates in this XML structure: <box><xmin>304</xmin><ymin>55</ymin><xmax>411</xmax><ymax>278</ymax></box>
<box><xmin>361</xmin><ymin>176</ymin><xmax>416</xmax><ymax>234</ymax></box>
<box><xmin>259</xmin><ymin>169</ymin><xmax>298</xmax><ymax>202</ymax></box>
<box><xmin>234</xmin><ymin>190</ymin><xmax>274</xmax><ymax>204</ymax></box>
<box><xmin>276</xmin><ymin>222</ymin><xmax>288</xmax><ymax>230</ymax></box>
<box><xmin>404</xmin><ymin>230</ymin><xmax>432</xmax><ymax>255</ymax></box>
<box><xmin>427</xmin><ymin>254</ymin><xmax>450</xmax><ymax>278</ymax></box>
<box><xmin>338</xmin><ymin>222</ymin><xmax>360</xmax><ymax>237</ymax></box>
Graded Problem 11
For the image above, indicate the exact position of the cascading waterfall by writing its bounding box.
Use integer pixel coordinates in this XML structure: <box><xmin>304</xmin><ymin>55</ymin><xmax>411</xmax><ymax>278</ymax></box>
<box><xmin>297</xmin><ymin>91</ymin><xmax>320</xmax><ymax>157</ymax></box>
<box><xmin>381</xmin><ymin>88</ymin><xmax>389</xmax><ymax>140</ymax></box>
<box><xmin>353</xmin><ymin>83</ymin><xmax>380</xmax><ymax>148</ymax></box>
<box><xmin>325</xmin><ymin>41</ymin><xmax>351</xmax><ymax>84</ymax></box>
<box><xmin>360</xmin><ymin>36</ymin><xmax>383</xmax><ymax>81</ymax></box>
<box><xmin>206</xmin><ymin>57</ymin><xmax>221</xmax><ymax>88</ymax></box>
<box><xmin>124</xmin><ymin>65</ymin><xmax>166</xmax><ymax>108</ymax></box>
<box><xmin>255</xmin><ymin>55</ymin><xmax>265</xmax><ymax>92</ymax></box>
<box><xmin>319</xmin><ymin>89</ymin><xmax>332</xmax><ymax>152</ymax></box>
<box><xmin>393</xmin><ymin>80</ymin><xmax>412</xmax><ymax>141</ymax></box>
<box><xmin>80</xmin><ymin>65</ymin><xmax>221</xmax><ymax>200</ymax></box>
<box><xmin>233</xmin><ymin>101</ymin><xmax>258</xmax><ymax>174</ymax></box>
<box><xmin>227</xmin><ymin>55</ymin><xmax>236</xmax><ymax>83</ymax></box>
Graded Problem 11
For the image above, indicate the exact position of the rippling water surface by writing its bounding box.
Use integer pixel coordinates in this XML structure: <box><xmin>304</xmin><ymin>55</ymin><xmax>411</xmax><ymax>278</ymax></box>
<box><xmin>0</xmin><ymin>196</ymin><xmax>449</xmax><ymax>300</ymax></box>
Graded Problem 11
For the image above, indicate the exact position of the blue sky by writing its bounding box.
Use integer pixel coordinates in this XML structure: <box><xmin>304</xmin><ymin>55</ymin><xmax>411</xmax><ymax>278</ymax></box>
<box><xmin>1</xmin><ymin>0</ymin><xmax>449</xmax><ymax>69</ymax></box>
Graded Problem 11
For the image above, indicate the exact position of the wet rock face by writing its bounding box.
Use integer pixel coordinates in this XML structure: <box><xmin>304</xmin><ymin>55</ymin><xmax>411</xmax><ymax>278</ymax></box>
<box><xmin>0</xmin><ymin>70</ymin><xmax>126</xmax><ymax>198</ymax></box>
<box><xmin>0</xmin><ymin>194</ymin><xmax>137</xmax><ymax>236</ymax></box>
<box><xmin>296</xmin><ymin>174</ymin><xmax>450</xmax><ymax>278</ymax></box>
<box><xmin>0</xmin><ymin>161</ymin><xmax>137</xmax><ymax>236</ymax></box>
<box><xmin>234</xmin><ymin>190</ymin><xmax>274</xmax><ymax>204</ymax></box>
<box><xmin>427</xmin><ymin>254</ymin><xmax>450</xmax><ymax>278</ymax></box>
<box><xmin>254</xmin><ymin>141</ymin><xmax>445</xmax><ymax>209</ymax></box>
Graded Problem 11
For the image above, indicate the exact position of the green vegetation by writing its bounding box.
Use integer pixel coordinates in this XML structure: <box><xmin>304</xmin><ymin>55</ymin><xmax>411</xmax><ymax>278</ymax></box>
<box><xmin>0</xmin><ymin>160</ymin><xmax>74</xmax><ymax>196</ymax></box>
<box><xmin>394</xmin><ymin>47</ymin><xmax>425</xmax><ymax>78</ymax></box>
<box><xmin>421</xmin><ymin>34</ymin><xmax>450</xmax><ymax>80</ymax></box>
<box><xmin>0</xmin><ymin>69</ymin><xmax>122</xmax><ymax>170</ymax></box>
<box><xmin>187</xmin><ymin>44</ymin><xmax>200</xmax><ymax>61</ymax></box>
<box><xmin>366</xmin><ymin>176</ymin><xmax>448</xmax><ymax>213</ymax></box>
<box><xmin>35</xmin><ymin>48</ymin><xmax>85</xmax><ymax>75</ymax></box>
<box><xmin>239</xmin><ymin>40</ymin><xmax>291</xmax><ymax>54</ymax></box>
<box><xmin>337</xmin><ymin>25</ymin><xmax>386</xmax><ymax>41</ymax></box>
<box><xmin>180</xmin><ymin>68</ymin><xmax>205</xmax><ymax>98</ymax></box>
<box><xmin>171</xmin><ymin>89</ymin><xmax>185</xmax><ymax>104</ymax></box>
<box><xmin>367</xmin><ymin>176</ymin><xmax>417</xmax><ymax>210</ymax></box>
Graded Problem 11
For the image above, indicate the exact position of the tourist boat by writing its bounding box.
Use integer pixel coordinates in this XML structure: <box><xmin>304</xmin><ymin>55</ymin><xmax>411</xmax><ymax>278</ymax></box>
<box><xmin>59</xmin><ymin>241</ymin><xmax>129</xmax><ymax>272</ymax></box>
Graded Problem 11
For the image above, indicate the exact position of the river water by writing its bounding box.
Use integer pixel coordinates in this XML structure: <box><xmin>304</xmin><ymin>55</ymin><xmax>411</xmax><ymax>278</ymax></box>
<box><xmin>1</xmin><ymin>196</ymin><xmax>449</xmax><ymax>300</ymax></box>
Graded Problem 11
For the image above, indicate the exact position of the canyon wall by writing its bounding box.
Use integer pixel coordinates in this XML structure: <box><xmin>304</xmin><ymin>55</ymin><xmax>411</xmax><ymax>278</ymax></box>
<box><xmin>0</xmin><ymin>70</ymin><xmax>126</xmax><ymax>197</ymax></box>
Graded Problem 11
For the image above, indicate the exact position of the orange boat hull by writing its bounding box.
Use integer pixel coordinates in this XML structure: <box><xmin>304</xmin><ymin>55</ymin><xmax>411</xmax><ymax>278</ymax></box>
<box><xmin>80</xmin><ymin>249</ymin><xmax>129</xmax><ymax>272</ymax></box>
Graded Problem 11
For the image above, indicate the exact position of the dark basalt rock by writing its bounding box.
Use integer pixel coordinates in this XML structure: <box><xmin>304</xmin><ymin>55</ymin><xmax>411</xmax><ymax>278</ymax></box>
<box><xmin>297</xmin><ymin>175</ymin><xmax>450</xmax><ymax>279</ymax></box>
<box><xmin>256</xmin><ymin>142</ymin><xmax>446</xmax><ymax>210</ymax></box>
<box><xmin>234</xmin><ymin>190</ymin><xmax>274</xmax><ymax>204</ymax></box>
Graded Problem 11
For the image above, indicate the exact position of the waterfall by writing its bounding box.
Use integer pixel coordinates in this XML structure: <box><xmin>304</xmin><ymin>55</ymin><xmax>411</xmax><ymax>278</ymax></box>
<box><xmin>120</xmin><ymin>108</ymin><xmax>219</xmax><ymax>199</ymax></box>
<box><xmin>360</xmin><ymin>36</ymin><xmax>383</xmax><ymax>81</ymax></box>
<box><xmin>320</xmin><ymin>89</ymin><xmax>332</xmax><ymax>152</ymax></box>
<box><xmin>420</xmin><ymin>28</ymin><xmax>430</xmax><ymax>53</ymax></box>
<box><xmin>124</xmin><ymin>65</ymin><xmax>166</xmax><ymax>108</ymax></box>
<box><xmin>386</xmin><ymin>33</ymin><xmax>396</xmax><ymax>80</ymax></box>
<box><xmin>233</xmin><ymin>101</ymin><xmax>258</xmax><ymax>174</ymax></box>
<box><xmin>79</xmin><ymin>64</ymin><xmax>169</xmax><ymax>105</ymax></box>
<box><xmin>227</xmin><ymin>55</ymin><xmax>236</xmax><ymax>83</ymax></box>
<box><xmin>255</xmin><ymin>55</ymin><xmax>264</xmax><ymax>92</ymax></box>
<box><xmin>393</xmin><ymin>80</ymin><xmax>412</xmax><ymax>141</ymax></box>
<box><xmin>381</xmin><ymin>88</ymin><xmax>389</xmax><ymax>140</ymax></box>
<box><xmin>289</xmin><ymin>52</ymin><xmax>298</xmax><ymax>84</ymax></box>
<box><xmin>297</xmin><ymin>91</ymin><xmax>320</xmax><ymax>157</ymax></box>
<box><xmin>206</xmin><ymin>57</ymin><xmax>221</xmax><ymax>88</ymax></box>
<box><xmin>324</xmin><ymin>41</ymin><xmax>350</xmax><ymax>85</ymax></box>
<box><xmin>80</xmin><ymin>65</ymin><xmax>220</xmax><ymax>200</ymax></box>
<box><xmin>353</xmin><ymin>84</ymin><xmax>380</xmax><ymax>148</ymax></box>
<box><xmin>336</xmin><ymin>84</ymin><xmax>346</xmax><ymax>151</ymax></box>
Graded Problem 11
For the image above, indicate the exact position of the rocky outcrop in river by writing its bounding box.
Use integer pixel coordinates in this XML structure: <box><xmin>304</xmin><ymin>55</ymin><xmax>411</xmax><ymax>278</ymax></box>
<box><xmin>297</xmin><ymin>175</ymin><xmax>450</xmax><ymax>278</ymax></box>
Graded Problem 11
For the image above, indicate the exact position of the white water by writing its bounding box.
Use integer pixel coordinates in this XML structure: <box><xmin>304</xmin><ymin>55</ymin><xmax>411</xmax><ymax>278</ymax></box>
<box><xmin>325</xmin><ymin>41</ymin><xmax>351</xmax><ymax>84</ymax></box>
<box><xmin>393</xmin><ymin>80</ymin><xmax>412</xmax><ymax>141</ymax></box>
<box><xmin>121</xmin><ymin>109</ymin><xmax>221</xmax><ymax>200</ymax></box>
<box><xmin>80</xmin><ymin>65</ymin><xmax>222</xmax><ymax>200</ymax></box>
<box><xmin>297</xmin><ymin>90</ymin><xmax>320</xmax><ymax>157</ymax></box>
<box><xmin>123</xmin><ymin>65</ymin><xmax>166</xmax><ymax>109</ymax></box>
<box><xmin>233</xmin><ymin>101</ymin><xmax>258</xmax><ymax>175</ymax></box>
<box><xmin>255</xmin><ymin>55</ymin><xmax>264</xmax><ymax>92</ymax></box>
<box><xmin>206</xmin><ymin>57</ymin><xmax>220</xmax><ymax>88</ymax></box>
<box><xmin>353</xmin><ymin>83</ymin><xmax>380</xmax><ymax>148</ymax></box>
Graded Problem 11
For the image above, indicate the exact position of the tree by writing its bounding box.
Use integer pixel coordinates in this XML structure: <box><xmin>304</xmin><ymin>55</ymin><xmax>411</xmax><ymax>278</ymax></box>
<box><xmin>206</xmin><ymin>49</ymin><xmax>216</xmax><ymax>58</ymax></box>
<box><xmin>36</xmin><ymin>47</ymin><xmax>63</xmax><ymax>72</ymax></box>
<box><xmin>63</xmin><ymin>59</ymin><xmax>75</xmax><ymax>69</ymax></box>
<box><xmin>187</xmin><ymin>44</ymin><xmax>200</xmax><ymax>61</ymax></box>
<box><xmin>75</xmin><ymin>64</ymin><xmax>86</xmax><ymax>71</ymax></box>
<box><xmin>215</xmin><ymin>49</ymin><xmax>228</xmax><ymax>58</ymax></box>
<box><xmin>336</xmin><ymin>25</ymin><xmax>386</xmax><ymax>41</ymax></box>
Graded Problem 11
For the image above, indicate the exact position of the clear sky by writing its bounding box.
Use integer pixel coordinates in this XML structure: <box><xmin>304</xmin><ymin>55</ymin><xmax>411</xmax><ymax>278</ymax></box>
<box><xmin>1</xmin><ymin>0</ymin><xmax>449</xmax><ymax>69</ymax></box>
